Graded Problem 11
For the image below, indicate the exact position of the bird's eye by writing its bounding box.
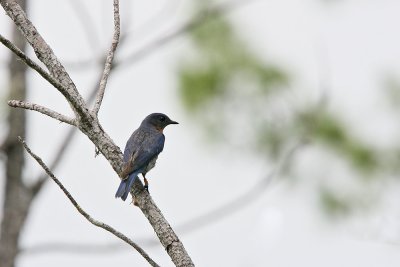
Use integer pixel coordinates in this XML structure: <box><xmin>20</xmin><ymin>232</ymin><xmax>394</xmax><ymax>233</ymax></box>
<box><xmin>159</xmin><ymin>116</ymin><xmax>166</xmax><ymax>122</ymax></box>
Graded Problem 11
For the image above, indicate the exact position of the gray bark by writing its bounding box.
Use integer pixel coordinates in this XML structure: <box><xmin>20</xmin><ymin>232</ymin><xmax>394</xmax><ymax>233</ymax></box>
<box><xmin>0</xmin><ymin>0</ymin><xmax>194</xmax><ymax>266</ymax></box>
<box><xmin>0</xmin><ymin>2</ymin><xmax>31</xmax><ymax>267</ymax></box>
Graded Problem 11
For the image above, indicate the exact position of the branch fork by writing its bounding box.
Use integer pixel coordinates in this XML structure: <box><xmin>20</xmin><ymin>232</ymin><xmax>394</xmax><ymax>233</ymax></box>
<box><xmin>0</xmin><ymin>0</ymin><xmax>195</xmax><ymax>266</ymax></box>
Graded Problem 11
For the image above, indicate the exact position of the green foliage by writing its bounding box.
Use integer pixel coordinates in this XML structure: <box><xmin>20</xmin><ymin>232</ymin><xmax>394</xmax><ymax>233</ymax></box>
<box><xmin>347</xmin><ymin>145</ymin><xmax>377</xmax><ymax>171</ymax></box>
<box><xmin>177</xmin><ymin>8</ymin><xmax>287</xmax><ymax>113</ymax></box>
<box><xmin>179</xmin><ymin>66</ymin><xmax>225</xmax><ymax>110</ymax></box>
<box><xmin>256</xmin><ymin>125</ymin><xmax>287</xmax><ymax>159</ymax></box>
<box><xmin>296</xmin><ymin>110</ymin><xmax>379</xmax><ymax>173</ymax></box>
<box><xmin>313</xmin><ymin>114</ymin><xmax>347</xmax><ymax>145</ymax></box>
<box><xmin>191</xmin><ymin>15</ymin><xmax>235</xmax><ymax>55</ymax></box>
<box><xmin>320</xmin><ymin>189</ymin><xmax>351</xmax><ymax>216</ymax></box>
<box><xmin>175</xmin><ymin>1</ymin><xmax>399</xmax><ymax>218</ymax></box>
<box><xmin>384</xmin><ymin>74</ymin><xmax>400</xmax><ymax>109</ymax></box>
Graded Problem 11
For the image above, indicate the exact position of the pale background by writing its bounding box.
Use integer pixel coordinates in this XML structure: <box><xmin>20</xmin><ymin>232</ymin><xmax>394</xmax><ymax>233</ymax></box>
<box><xmin>1</xmin><ymin>0</ymin><xmax>400</xmax><ymax>266</ymax></box>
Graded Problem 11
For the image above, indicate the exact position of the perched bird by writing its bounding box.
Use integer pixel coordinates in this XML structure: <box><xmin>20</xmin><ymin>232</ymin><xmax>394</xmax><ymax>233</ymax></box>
<box><xmin>115</xmin><ymin>113</ymin><xmax>178</xmax><ymax>201</ymax></box>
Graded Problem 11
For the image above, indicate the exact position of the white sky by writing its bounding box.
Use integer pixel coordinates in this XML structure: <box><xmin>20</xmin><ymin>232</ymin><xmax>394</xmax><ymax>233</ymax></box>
<box><xmin>1</xmin><ymin>0</ymin><xmax>400</xmax><ymax>266</ymax></box>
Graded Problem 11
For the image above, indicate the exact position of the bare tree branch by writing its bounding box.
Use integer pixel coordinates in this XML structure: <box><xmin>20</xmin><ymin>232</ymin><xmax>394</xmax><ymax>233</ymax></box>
<box><xmin>1</xmin><ymin>0</ymin><xmax>120</xmax><ymax>172</ymax></box>
<box><xmin>30</xmin><ymin>71</ymin><xmax>109</xmax><ymax>193</ymax></box>
<box><xmin>1</xmin><ymin>1</ymin><xmax>195</xmax><ymax>265</ymax></box>
<box><xmin>22</xmin><ymin>140</ymin><xmax>306</xmax><ymax>254</ymax></box>
<box><xmin>18</xmin><ymin>137</ymin><xmax>160</xmax><ymax>267</ymax></box>
<box><xmin>61</xmin><ymin>0</ymin><xmax>254</xmax><ymax>72</ymax></box>
<box><xmin>92</xmin><ymin>0</ymin><xmax>120</xmax><ymax>115</ymax></box>
<box><xmin>29</xmin><ymin>70</ymin><xmax>119</xmax><ymax>199</ymax></box>
<box><xmin>0</xmin><ymin>0</ymin><xmax>88</xmax><ymax>117</ymax></box>
<box><xmin>7</xmin><ymin>100</ymin><xmax>76</xmax><ymax>125</ymax></box>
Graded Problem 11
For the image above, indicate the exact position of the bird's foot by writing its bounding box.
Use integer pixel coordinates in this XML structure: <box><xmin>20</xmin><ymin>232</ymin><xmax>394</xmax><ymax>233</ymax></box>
<box><xmin>144</xmin><ymin>177</ymin><xmax>149</xmax><ymax>192</ymax></box>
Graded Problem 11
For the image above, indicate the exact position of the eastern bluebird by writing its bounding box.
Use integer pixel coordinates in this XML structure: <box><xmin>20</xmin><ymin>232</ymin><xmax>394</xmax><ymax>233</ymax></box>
<box><xmin>115</xmin><ymin>113</ymin><xmax>178</xmax><ymax>201</ymax></box>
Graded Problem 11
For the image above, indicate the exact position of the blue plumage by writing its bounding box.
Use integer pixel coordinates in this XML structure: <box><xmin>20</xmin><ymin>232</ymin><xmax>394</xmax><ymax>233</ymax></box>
<box><xmin>115</xmin><ymin>170</ymin><xmax>141</xmax><ymax>201</ymax></box>
<box><xmin>115</xmin><ymin>113</ymin><xmax>178</xmax><ymax>201</ymax></box>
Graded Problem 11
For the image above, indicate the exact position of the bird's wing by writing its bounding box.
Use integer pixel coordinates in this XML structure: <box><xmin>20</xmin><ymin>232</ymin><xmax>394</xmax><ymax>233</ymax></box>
<box><xmin>120</xmin><ymin>132</ymin><xmax>165</xmax><ymax>178</ymax></box>
<box><xmin>123</xmin><ymin>130</ymin><xmax>139</xmax><ymax>163</ymax></box>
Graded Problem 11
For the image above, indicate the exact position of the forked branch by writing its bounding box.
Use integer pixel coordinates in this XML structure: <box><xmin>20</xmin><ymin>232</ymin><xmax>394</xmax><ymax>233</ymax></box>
<box><xmin>1</xmin><ymin>0</ymin><xmax>195</xmax><ymax>266</ymax></box>
<box><xmin>0</xmin><ymin>0</ymin><xmax>88</xmax><ymax>117</ymax></box>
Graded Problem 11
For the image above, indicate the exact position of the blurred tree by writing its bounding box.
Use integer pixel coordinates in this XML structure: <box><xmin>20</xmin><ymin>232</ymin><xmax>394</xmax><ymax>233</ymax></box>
<box><xmin>177</xmin><ymin>0</ymin><xmax>400</xmax><ymax>217</ymax></box>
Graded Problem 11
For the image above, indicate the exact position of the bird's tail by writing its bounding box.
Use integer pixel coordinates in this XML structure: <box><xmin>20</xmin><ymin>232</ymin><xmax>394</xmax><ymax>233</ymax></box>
<box><xmin>115</xmin><ymin>171</ymin><xmax>139</xmax><ymax>201</ymax></box>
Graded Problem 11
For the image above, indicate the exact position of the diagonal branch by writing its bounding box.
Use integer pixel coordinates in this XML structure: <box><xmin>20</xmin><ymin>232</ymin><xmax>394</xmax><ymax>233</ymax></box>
<box><xmin>7</xmin><ymin>100</ymin><xmax>76</xmax><ymax>125</ymax></box>
<box><xmin>18</xmin><ymin>137</ymin><xmax>160</xmax><ymax>267</ymax></box>
<box><xmin>0</xmin><ymin>0</ymin><xmax>88</xmax><ymax>117</ymax></box>
<box><xmin>61</xmin><ymin>0</ymin><xmax>254</xmax><ymax>71</ymax></box>
<box><xmin>2</xmin><ymin>1</ymin><xmax>195</xmax><ymax>265</ymax></box>
<box><xmin>21</xmin><ymin>140</ymin><xmax>307</xmax><ymax>254</ymax></box>
<box><xmin>92</xmin><ymin>0</ymin><xmax>120</xmax><ymax>115</ymax></box>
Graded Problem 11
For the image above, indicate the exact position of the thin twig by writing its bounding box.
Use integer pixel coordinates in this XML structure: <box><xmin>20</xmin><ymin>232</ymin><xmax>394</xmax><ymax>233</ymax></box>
<box><xmin>2</xmin><ymin>1</ymin><xmax>194</xmax><ymax>264</ymax></box>
<box><xmin>93</xmin><ymin>0</ymin><xmax>120</xmax><ymax>115</ymax></box>
<box><xmin>1</xmin><ymin>0</ymin><xmax>88</xmax><ymax>117</ymax></box>
<box><xmin>61</xmin><ymin>0</ymin><xmax>254</xmax><ymax>71</ymax></box>
<box><xmin>7</xmin><ymin>100</ymin><xmax>75</xmax><ymax>126</ymax></box>
<box><xmin>18</xmin><ymin>137</ymin><xmax>160</xmax><ymax>267</ymax></box>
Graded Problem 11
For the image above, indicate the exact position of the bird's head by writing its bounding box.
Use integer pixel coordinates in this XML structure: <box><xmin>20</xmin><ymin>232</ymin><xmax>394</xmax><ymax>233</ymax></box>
<box><xmin>142</xmin><ymin>113</ymin><xmax>178</xmax><ymax>131</ymax></box>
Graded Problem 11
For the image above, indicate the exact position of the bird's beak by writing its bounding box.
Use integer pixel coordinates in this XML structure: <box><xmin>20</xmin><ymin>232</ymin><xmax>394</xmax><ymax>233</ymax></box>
<box><xmin>169</xmin><ymin>120</ymin><xmax>179</xmax><ymax>125</ymax></box>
